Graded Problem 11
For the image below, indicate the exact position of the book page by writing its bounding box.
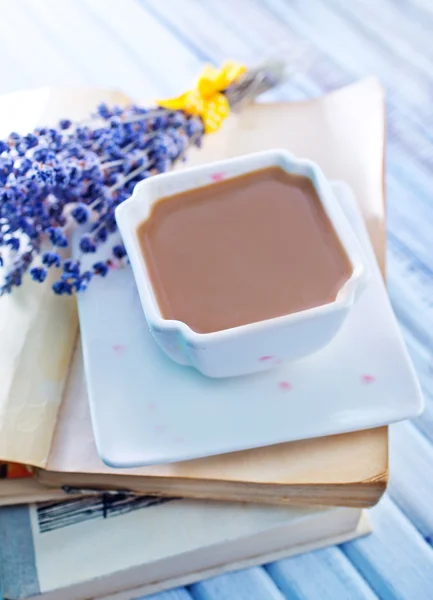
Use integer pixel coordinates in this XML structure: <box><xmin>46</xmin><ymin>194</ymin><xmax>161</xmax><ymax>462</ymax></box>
<box><xmin>0</xmin><ymin>88</ymin><xmax>129</xmax><ymax>467</ymax></box>
<box><xmin>46</xmin><ymin>78</ymin><xmax>388</xmax><ymax>487</ymax></box>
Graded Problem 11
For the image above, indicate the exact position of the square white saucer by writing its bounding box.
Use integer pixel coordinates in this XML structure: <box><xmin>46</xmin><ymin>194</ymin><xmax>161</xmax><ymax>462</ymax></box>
<box><xmin>77</xmin><ymin>182</ymin><xmax>423</xmax><ymax>467</ymax></box>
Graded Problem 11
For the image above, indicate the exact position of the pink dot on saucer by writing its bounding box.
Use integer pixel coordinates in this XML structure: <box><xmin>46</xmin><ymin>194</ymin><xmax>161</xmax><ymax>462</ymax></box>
<box><xmin>210</xmin><ymin>172</ymin><xmax>225</xmax><ymax>182</ymax></box>
<box><xmin>259</xmin><ymin>355</ymin><xmax>275</xmax><ymax>362</ymax></box>
<box><xmin>279</xmin><ymin>381</ymin><xmax>292</xmax><ymax>391</ymax></box>
<box><xmin>361</xmin><ymin>374</ymin><xmax>375</xmax><ymax>384</ymax></box>
<box><xmin>112</xmin><ymin>344</ymin><xmax>126</xmax><ymax>353</ymax></box>
<box><xmin>147</xmin><ymin>402</ymin><xmax>157</xmax><ymax>410</ymax></box>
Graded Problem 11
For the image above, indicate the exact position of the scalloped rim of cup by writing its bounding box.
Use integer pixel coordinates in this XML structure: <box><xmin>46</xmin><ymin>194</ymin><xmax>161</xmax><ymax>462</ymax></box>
<box><xmin>115</xmin><ymin>149</ymin><xmax>369</xmax><ymax>343</ymax></box>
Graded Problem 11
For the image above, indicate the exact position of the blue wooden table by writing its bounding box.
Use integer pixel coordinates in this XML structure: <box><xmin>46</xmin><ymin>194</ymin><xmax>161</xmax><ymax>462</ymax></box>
<box><xmin>1</xmin><ymin>1</ymin><xmax>432</xmax><ymax>598</ymax></box>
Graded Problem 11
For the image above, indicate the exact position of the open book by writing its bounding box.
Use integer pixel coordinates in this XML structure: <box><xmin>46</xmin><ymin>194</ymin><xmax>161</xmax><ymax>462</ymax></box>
<box><xmin>0</xmin><ymin>79</ymin><xmax>388</xmax><ymax>507</ymax></box>
<box><xmin>0</xmin><ymin>495</ymin><xmax>369</xmax><ymax>600</ymax></box>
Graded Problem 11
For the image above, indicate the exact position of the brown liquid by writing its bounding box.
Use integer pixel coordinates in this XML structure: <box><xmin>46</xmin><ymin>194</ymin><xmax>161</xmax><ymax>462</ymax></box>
<box><xmin>138</xmin><ymin>167</ymin><xmax>352</xmax><ymax>333</ymax></box>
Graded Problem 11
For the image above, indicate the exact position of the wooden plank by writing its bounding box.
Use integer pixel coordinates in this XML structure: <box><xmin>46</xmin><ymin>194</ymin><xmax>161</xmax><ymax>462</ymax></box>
<box><xmin>21</xmin><ymin>0</ymin><xmax>159</xmax><ymax>99</ymax></box>
<box><xmin>142</xmin><ymin>0</ymin><xmax>259</xmax><ymax>62</ymax></box>
<box><xmin>0</xmin><ymin>0</ymin><xmax>84</xmax><ymax>93</ymax></box>
<box><xmin>388</xmin><ymin>422</ymin><xmax>433</xmax><ymax>543</ymax></box>
<box><xmin>188</xmin><ymin>568</ymin><xmax>285</xmax><ymax>600</ymax></box>
<box><xmin>386</xmin><ymin>249</ymin><xmax>433</xmax><ymax>443</ymax></box>
<box><xmin>84</xmin><ymin>0</ymin><xmax>204</xmax><ymax>97</ymax></box>
<box><xmin>322</xmin><ymin>0</ymin><xmax>433</xmax><ymax>83</ymax></box>
<box><xmin>266</xmin><ymin>546</ymin><xmax>378</xmax><ymax>599</ymax></box>
<box><xmin>263</xmin><ymin>0</ymin><xmax>432</xmax><ymax>114</ymax></box>
<box><xmin>341</xmin><ymin>0</ymin><xmax>433</xmax><ymax>61</ymax></box>
<box><xmin>144</xmin><ymin>590</ymin><xmax>193</xmax><ymax>600</ymax></box>
<box><xmin>341</xmin><ymin>496</ymin><xmax>433</xmax><ymax>599</ymax></box>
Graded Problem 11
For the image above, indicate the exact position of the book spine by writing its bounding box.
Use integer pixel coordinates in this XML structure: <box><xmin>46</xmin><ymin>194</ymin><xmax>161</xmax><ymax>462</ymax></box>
<box><xmin>0</xmin><ymin>505</ymin><xmax>40</xmax><ymax>599</ymax></box>
<box><xmin>0</xmin><ymin>463</ymin><xmax>34</xmax><ymax>480</ymax></box>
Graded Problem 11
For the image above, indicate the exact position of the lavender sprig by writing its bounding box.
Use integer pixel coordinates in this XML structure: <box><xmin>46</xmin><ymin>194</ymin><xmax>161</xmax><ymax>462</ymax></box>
<box><xmin>0</xmin><ymin>57</ymin><xmax>289</xmax><ymax>295</ymax></box>
<box><xmin>0</xmin><ymin>105</ymin><xmax>203</xmax><ymax>295</ymax></box>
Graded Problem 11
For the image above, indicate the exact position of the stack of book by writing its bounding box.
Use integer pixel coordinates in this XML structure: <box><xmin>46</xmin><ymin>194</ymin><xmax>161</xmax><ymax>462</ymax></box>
<box><xmin>0</xmin><ymin>77</ymin><xmax>387</xmax><ymax>599</ymax></box>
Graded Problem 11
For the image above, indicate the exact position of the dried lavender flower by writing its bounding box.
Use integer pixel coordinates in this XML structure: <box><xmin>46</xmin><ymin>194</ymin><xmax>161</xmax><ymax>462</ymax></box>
<box><xmin>0</xmin><ymin>104</ymin><xmax>205</xmax><ymax>295</ymax></box>
<box><xmin>0</xmin><ymin>59</ymin><xmax>289</xmax><ymax>295</ymax></box>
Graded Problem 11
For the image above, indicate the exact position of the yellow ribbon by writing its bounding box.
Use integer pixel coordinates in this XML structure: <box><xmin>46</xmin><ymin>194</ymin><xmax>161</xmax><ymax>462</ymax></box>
<box><xmin>157</xmin><ymin>60</ymin><xmax>246</xmax><ymax>134</ymax></box>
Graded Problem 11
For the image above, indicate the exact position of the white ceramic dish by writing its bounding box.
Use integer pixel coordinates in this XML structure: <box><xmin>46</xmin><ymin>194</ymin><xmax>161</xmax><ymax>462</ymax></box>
<box><xmin>115</xmin><ymin>150</ymin><xmax>369</xmax><ymax>378</ymax></box>
<box><xmin>76</xmin><ymin>182</ymin><xmax>423</xmax><ymax>467</ymax></box>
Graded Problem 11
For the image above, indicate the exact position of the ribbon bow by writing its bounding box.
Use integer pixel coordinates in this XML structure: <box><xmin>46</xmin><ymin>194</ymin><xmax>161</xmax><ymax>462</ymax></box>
<box><xmin>157</xmin><ymin>61</ymin><xmax>246</xmax><ymax>133</ymax></box>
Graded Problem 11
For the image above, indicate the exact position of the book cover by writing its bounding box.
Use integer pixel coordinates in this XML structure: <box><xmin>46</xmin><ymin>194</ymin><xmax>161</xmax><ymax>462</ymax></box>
<box><xmin>0</xmin><ymin>462</ymin><xmax>33</xmax><ymax>479</ymax></box>
<box><xmin>0</xmin><ymin>494</ymin><xmax>369</xmax><ymax>600</ymax></box>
